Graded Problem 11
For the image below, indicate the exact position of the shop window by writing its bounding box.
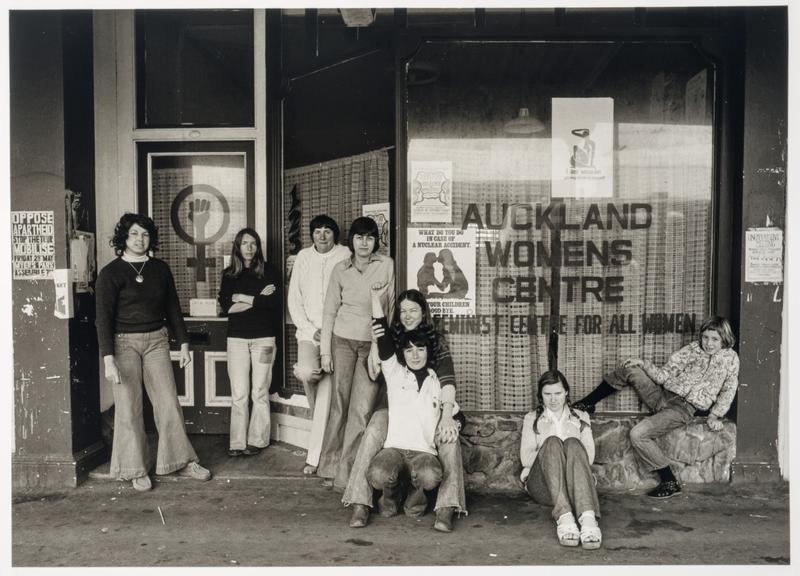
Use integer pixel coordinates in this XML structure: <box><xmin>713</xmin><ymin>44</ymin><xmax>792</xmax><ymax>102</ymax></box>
<box><xmin>135</xmin><ymin>10</ymin><xmax>254</xmax><ymax>128</ymax></box>
<box><xmin>405</xmin><ymin>41</ymin><xmax>715</xmax><ymax>412</ymax></box>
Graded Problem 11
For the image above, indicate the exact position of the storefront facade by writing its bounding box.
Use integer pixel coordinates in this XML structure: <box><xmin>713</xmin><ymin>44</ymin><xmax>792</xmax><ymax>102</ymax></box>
<box><xmin>9</xmin><ymin>7</ymin><xmax>788</xmax><ymax>490</ymax></box>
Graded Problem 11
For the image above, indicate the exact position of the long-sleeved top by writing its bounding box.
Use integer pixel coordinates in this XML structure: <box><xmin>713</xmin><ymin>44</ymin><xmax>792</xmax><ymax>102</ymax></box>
<box><xmin>376</xmin><ymin>318</ymin><xmax>458</xmax><ymax>455</ymax></box>
<box><xmin>218</xmin><ymin>263</ymin><xmax>282</xmax><ymax>339</ymax></box>
<box><xmin>320</xmin><ymin>253</ymin><xmax>395</xmax><ymax>357</ymax></box>
<box><xmin>646</xmin><ymin>341</ymin><xmax>740</xmax><ymax>417</ymax></box>
<box><xmin>95</xmin><ymin>257</ymin><xmax>188</xmax><ymax>357</ymax></box>
<box><xmin>519</xmin><ymin>407</ymin><xmax>594</xmax><ymax>483</ymax></box>
<box><xmin>287</xmin><ymin>244</ymin><xmax>351</xmax><ymax>343</ymax></box>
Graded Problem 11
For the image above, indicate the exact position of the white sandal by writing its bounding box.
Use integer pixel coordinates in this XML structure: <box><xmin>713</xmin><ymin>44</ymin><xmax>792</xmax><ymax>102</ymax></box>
<box><xmin>556</xmin><ymin>515</ymin><xmax>580</xmax><ymax>547</ymax></box>
<box><xmin>579</xmin><ymin>524</ymin><xmax>602</xmax><ymax>550</ymax></box>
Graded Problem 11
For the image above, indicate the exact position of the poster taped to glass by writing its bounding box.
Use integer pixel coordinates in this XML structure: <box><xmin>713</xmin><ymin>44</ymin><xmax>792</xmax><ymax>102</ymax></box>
<box><xmin>551</xmin><ymin>98</ymin><xmax>614</xmax><ymax>198</ymax></box>
<box><xmin>409</xmin><ymin>160</ymin><xmax>452</xmax><ymax>223</ymax></box>
<box><xmin>407</xmin><ymin>226</ymin><xmax>476</xmax><ymax>316</ymax></box>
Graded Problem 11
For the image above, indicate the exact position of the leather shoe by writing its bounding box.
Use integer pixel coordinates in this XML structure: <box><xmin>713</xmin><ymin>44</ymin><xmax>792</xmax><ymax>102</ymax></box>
<box><xmin>132</xmin><ymin>475</ymin><xmax>152</xmax><ymax>492</ymax></box>
<box><xmin>243</xmin><ymin>445</ymin><xmax>262</xmax><ymax>456</ymax></box>
<box><xmin>349</xmin><ymin>504</ymin><xmax>370</xmax><ymax>528</ymax></box>
<box><xmin>433</xmin><ymin>507</ymin><xmax>454</xmax><ymax>532</ymax></box>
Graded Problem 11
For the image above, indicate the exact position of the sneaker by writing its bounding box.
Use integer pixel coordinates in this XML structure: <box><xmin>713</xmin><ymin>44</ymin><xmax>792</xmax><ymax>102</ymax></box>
<box><xmin>349</xmin><ymin>504</ymin><xmax>370</xmax><ymax>528</ymax></box>
<box><xmin>647</xmin><ymin>480</ymin><xmax>681</xmax><ymax>498</ymax></box>
<box><xmin>571</xmin><ymin>401</ymin><xmax>595</xmax><ymax>414</ymax></box>
<box><xmin>178</xmin><ymin>462</ymin><xmax>211</xmax><ymax>481</ymax></box>
<box><xmin>132</xmin><ymin>475</ymin><xmax>152</xmax><ymax>492</ymax></box>
<box><xmin>433</xmin><ymin>507</ymin><xmax>455</xmax><ymax>533</ymax></box>
<box><xmin>243</xmin><ymin>445</ymin><xmax>262</xmax><ymax>456</ymax></box>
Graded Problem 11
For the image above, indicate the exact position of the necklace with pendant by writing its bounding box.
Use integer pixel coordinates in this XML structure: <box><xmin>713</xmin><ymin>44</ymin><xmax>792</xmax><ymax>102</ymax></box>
<box><xmin>127</xmin><ymin>259</ymin><xmax>147</xmax><ymax>283</ymax></box>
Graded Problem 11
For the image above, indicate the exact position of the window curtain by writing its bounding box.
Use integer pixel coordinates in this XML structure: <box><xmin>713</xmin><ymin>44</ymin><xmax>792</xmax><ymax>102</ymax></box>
<box><xmin>282</xmin><ymin>149</ymin><xmax>390</xmax><ymax>396</ymax></box>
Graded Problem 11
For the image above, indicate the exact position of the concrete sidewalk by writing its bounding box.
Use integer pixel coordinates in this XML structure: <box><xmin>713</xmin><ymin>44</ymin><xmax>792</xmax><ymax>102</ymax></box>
<box><xmin>11</xmin><ymin>440</ymin><xmax>791</xmax><ymax>567</ymax></box>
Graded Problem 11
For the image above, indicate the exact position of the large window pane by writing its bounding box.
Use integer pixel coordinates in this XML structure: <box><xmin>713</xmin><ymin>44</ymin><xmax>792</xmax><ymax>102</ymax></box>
<box><xmin>135</xmin><ymin>10</ymin><xmax>254</xmax><ymax>128</ymax></box>
<box><xmin>405</xmin><ymin>41</ymin><xmax>714</xmax><ymax>412</ymax></box>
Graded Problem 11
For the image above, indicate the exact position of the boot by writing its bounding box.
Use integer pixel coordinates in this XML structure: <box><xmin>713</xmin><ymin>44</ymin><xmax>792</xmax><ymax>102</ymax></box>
<box><xmin>433</xmin><ymin>507</ymin><xmax>455</xmax><ymax>532</ymax></box>
<box><xmin>378</xmin><ymin>485</ymin><xmax>400</xmax><ymax>517</ymax></box>
<box><xmin>349</xmin><ymin>504</ymin><xmax>370</xmax><ymax>528</ymax></box>
<box><xmin>572</xmin><ymin>381</ymin><xmax>616</xmax><ymax>414</ymax></box>
<box><xmin>404</xmin><ymin>482</ymin><xmax>428</xmax><ymax>518</ymax></box>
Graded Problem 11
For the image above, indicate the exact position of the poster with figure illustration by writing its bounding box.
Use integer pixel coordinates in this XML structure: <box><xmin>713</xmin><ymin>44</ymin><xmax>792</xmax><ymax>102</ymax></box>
<box><xmin>409</xmin><ymin>161</ymin><xmax>452</xmax><ymax>223</ymax></box>
<box><xmin>407</xmin><ymin>226</ymin><xmax>476</xmax><ymax>316</ymax></box>
<box><xmin>551</xmin><ymin>98</ymin><xmax>614</xmax><ymax>198</ymax></box>
<box><xmin>362</xmin><ymin>202</ymin><xmax>391</xmax><ymax>256</ymax></box>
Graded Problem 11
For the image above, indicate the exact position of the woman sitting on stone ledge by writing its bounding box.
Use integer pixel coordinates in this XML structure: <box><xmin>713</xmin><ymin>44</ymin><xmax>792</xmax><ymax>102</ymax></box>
<box><xmin>572</xmin><ymin>315</ymin><xmax>740</xmax><ymax>499</ymax></box>
<box><xmin>520</xmin><ymin>369</ymin><xmax>601</xmax><ymax>549</ymax></box>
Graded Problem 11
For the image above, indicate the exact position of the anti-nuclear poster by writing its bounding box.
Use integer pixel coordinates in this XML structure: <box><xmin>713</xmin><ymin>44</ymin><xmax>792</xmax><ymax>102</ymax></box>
<box><xmin>407</xmin><ymin>226</ymin><xmax>476</xmax><ymax>316</ymax></box>
<box><xmin>409</xmin><ymin>161</ymin><xmax>453</xmax><ymax>223</ymax></box>
<box><xmin>551</xmin><ymin>98</ymin><xmax>614</xmax><ymax>198</ymax></box>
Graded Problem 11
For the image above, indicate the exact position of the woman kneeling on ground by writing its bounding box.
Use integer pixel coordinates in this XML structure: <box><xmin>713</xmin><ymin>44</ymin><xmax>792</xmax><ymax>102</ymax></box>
<box><xmin>343</xmin><ymin>289</ymin><xmax>465</xmax><ymax>532</ymax></box>
<box><xmin>520</xmin><ymin>370</ymin><xmax>601</xmax><ymax>549</ymax></box>
<box><xmin>348</xmin><ymin>283</ymin><xmax>460</xmax><ymax>528</ymax></box>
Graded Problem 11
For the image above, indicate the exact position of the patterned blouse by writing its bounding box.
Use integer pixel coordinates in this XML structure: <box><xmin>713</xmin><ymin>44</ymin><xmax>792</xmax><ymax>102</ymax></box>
<box><xmin>648</xmin><ymin>341</ymin><xmax>740</xmax><ymax>417</ymax></box>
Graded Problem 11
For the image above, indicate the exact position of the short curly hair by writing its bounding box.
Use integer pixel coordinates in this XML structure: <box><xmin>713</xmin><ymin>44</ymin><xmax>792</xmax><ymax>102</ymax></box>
<box><xmin>110</xmin><ymin>213</ymin><xmax>159</xmax><ymax>256</ymax></box>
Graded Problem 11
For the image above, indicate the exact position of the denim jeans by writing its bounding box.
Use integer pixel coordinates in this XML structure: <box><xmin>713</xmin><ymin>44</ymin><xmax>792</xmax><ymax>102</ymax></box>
<box><xmin>317</xmin><ymin>335</ymin><xmax>378</xmax><ymax>487</ymax></box>
<box><xmin>293</xmin><ymin>339</ymin><xmax>332</xmax><ymax>467</ymax></box>
<box><xmin>525</xmin><ymin>436</ymin><xmax>600</xmax><ymax>521</ymax></box>
<box><xmin>227</xmin><ymin>337</ymin><xmax>275</xmax><ymax>450</ymax></box>
<box><xmin>605</xmin><ymin>366</ymin><xmax>695</xmax><ymax>471</ymax></box>
<box><xmin>111</xmin><ymin>327</ymin><xmax>198</xmax><ymax>480</ymax></box>
<box><xmin>367</xmin><ymin>447</ymin><xmax>443</xmax><ymax>516</ymax></box>
<box><xmin>342</xmin><ymin>408</ymin><xmax>468</xmax><ymax>514</ymax></box>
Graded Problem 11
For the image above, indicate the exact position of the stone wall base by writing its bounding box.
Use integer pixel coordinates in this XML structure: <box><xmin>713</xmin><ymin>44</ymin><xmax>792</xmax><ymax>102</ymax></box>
<box><xmin>461</xmin><ymin>413</ymin><xmax>736</xmax><ymax>493</ymax></box>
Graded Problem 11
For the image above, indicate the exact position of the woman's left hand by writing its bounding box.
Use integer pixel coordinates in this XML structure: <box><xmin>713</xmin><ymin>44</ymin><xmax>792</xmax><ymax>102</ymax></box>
<box><xmin>260</xmin><ymin>284</ymin><xmax>276</xmax><ymax>296</ymax></box>
<box><xmin>437</xmin><ymin>414</ymin><xmax>459</xmax><ymax>444</ymax></box>
<box><xmin>179</xmin><ymin>343</ymin><xmax>192</xmax><ymax>369</ymax></box>
<box><xmin>707</xmin><ymin>414</ymin><xmax>723</xmax><ymax>431</ymax></box>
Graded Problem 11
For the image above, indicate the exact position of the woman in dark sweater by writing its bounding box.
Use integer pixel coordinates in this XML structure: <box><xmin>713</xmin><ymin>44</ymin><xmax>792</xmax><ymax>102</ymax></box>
<box><xmin>218</xmin><ymin>228</ymin><xmax>282</xmax><ymax>457</ymax></box>
<box><xmin>96</xmin><ymin>213</ymin><xmax>211</xmax><ymax>492</ymax></box>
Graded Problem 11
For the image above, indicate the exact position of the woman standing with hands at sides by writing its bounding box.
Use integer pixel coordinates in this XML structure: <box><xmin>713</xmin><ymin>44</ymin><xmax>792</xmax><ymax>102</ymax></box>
<box><xmin>96</xmin><ymin>213</ymin><xmax>211</xmax><ymax>492</ymax></box>
<box><xmin>287</xmin><ymin>215</ymin><xmax>351</xmax><ymax>475</ymax></box>
<box><xmin>345</xmin><ymin>288</ymin><xmax>466</xmax><ymax>532</ymax></box>
<box><xmin>317</xmin><ymin>216</ymin><xmax>395</xmax><ymax>491</ymax></box>
<box><xmin>218</xmin><ymin>228</ymin><xmax>282</xmax><ymax>457</ymax></box>
<box><xmin>520</xmin><ymin>370</ymin><xmax>601</xmax><ymax>549</ymax></box>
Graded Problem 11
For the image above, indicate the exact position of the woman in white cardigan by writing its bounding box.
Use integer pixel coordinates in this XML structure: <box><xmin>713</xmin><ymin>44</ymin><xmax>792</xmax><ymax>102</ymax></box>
<box><xmin>519</xmin><ymin>370</ymin><xmax>601</xmax><ymax>549</ymax></box>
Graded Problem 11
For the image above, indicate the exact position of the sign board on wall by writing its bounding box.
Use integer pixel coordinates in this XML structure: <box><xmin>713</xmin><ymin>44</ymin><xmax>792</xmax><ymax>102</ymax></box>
<box><xmin>407</xmin><ymin>226</ymin><xmax>476</xmax><ymax>316</ymax></box>
<box><xmin>551</xmin><ymin>98</ymin><xmax>614</xmax><ymax>198</ymax></box>
<box><xmin>409</xmin><ymin>161</ymin><xmax>453</xmax><ymax>223</ymax></box>
<box><xmin>11</xmin><ymin>210</ymin><xmax>56</xmax><ymax>279</ymax></box>
<box><xmin>745</xmin><ymin>227</ymin><xmax>783</xmax><ymax>283</ymax></box>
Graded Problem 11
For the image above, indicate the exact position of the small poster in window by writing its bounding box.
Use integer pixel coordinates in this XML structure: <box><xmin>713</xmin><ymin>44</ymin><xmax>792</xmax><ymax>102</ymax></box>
<box><xmin>409</xmin><ymin>161</ymin><xmax>452</xmax><ymax>223</ymax></box>
<box><xmin>407</xmin><ymin>226</ymin><xmax>476</xmax><ymax>316</ymax></box>
<box><xmin>745</xmin><ymin>227</ymin><xmax>783</xmax><ymax>283</ymax></box>
<box><xmin>551</xmin><ymin>98</ymin><xmax>614</xmax><ymax>198</ymax></box>
<box><xmin>362</xmin><ymin>202</ymin><xmax>391</xmax><ymax>256</ymax></box>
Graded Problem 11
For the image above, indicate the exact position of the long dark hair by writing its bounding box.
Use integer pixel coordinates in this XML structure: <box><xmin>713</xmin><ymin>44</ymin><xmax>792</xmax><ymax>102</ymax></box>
<box><xmin>225</xmin><ymin>227</ymin><xmax>265</xmax><ymax>278</ymax></box>
<box><xmin>389</xmin><ymin>289</ymin><xmax>443</xmax><ymax>367</ymax></box>
<box><xmin>532</xmin><ymin>369</ymin><xmax>585</xmax><ymax>433</ymax></box>
<box><xmin>110</xmin><ymin>213</ymin><xmax>159</xmax><ymax>256</ymax></box>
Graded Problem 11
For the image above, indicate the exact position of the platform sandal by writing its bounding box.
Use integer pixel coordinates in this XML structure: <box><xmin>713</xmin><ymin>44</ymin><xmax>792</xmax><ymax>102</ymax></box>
<box><xmin>556</xmin><ymin>514</ymin><xmax>580</xmax><ymax>547</ymax></box>
<box><xmin>579</xmin><ymin>524</ymin><xmax>602</xmax><ymax>549</ymax></box>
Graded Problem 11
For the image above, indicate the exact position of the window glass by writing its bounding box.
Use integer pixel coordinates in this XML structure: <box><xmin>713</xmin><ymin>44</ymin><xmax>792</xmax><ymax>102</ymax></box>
<box><xmin>405</xmin><ymin>41</ymin><xmax>714</xmax><ymax>412</ymax></box>
<box><xmin>144</xmin><ymin>149</ymin><xmax>249</xmax><ymax>312</ymax></box>
<box><xmin>135</xmin><ymin>10</ymin><xmax>254</xmax><ymax>128</ymax></box>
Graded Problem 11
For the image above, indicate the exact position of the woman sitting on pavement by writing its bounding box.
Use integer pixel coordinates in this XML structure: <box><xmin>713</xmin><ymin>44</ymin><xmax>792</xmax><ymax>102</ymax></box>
<box><xmin>343</xmin><ymin>289</ymin><xmax>465</xmax><ymax>532</ymax></box>
<box><xmin>520</xmin><ymin>370</ymin><xmax>601</xmax><ymax>549</ymax></box>
<box><xmin>572</xmin><ymin>315</ymin><xmax>739</xmax><ymax>499</ymax></box>
<box><xmin>348</xmin><ymin>283</ymin><xmax>460</xmax><ymax>528</ymax></box>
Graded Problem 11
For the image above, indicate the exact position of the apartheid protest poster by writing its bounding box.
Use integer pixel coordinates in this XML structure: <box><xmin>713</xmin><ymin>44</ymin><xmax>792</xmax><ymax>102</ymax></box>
<box><xmin>11</xmin><ymin>210</ymin><xmax>56</xmax><ymax>280</ymax></box>
<box><xmin>407</xmin><ymin>226</ymin><xmax>476</xmax><ymax>316</ymax></box>
<box><xmin>551</xmin><ymin>97</ymin><xmax>614</xmax><ymax>198</ymax></box>
<box><xmin>409</xmin><ymin>161</ymin><xmax>452</xmax><ymax>223</ymax></box>
<box><xmin>745</xmin><ymin>227</ymin><xmax>784</xmax><ymax>283</ymax></box>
